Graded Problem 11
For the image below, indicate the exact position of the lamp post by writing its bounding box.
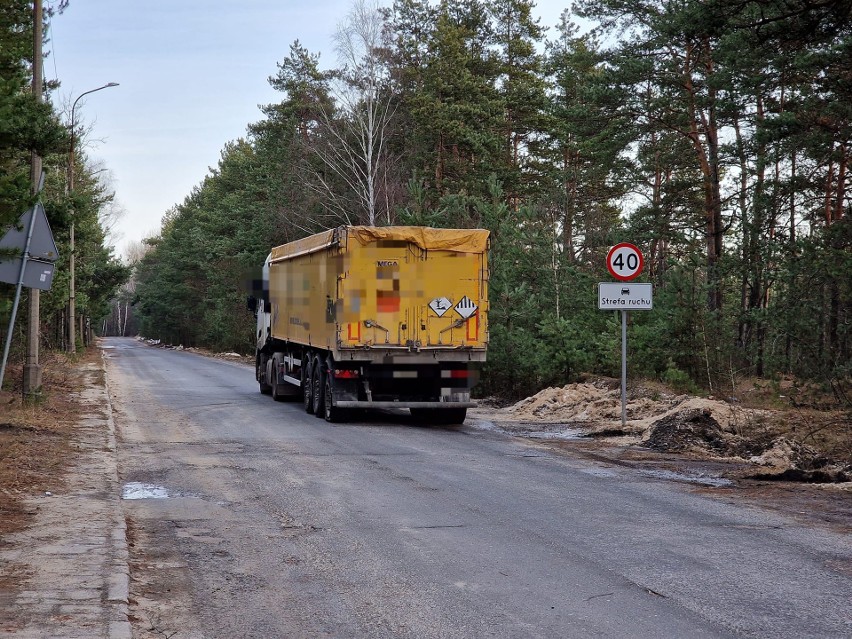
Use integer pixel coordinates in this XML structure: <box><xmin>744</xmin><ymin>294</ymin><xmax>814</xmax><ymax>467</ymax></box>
<box><xmin>67</xmin><ymin>82</ymin><xmax>118</xmax><ymax>353</ymax></box>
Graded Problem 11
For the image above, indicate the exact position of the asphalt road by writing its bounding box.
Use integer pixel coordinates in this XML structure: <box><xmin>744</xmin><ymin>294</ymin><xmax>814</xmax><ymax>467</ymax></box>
<box><xmin>103</xmin><ymin>337</ymin><xmax>851</xmax><ymax>639</ymax></box>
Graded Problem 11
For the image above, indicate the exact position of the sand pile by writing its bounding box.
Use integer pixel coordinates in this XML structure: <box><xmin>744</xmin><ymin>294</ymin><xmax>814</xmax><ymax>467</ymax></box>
<box><xmin>483</xmin><ymin>379</ymin><xmax>851</xmax><ymax>482</ymax></box>
<box><xmin>503</xmin><ymin>381</ymin><xmax>758</xmax><ymax>434</ymax></box>
<box><xmin>745</xmin><ymin>438</ymin><xmax>850</xmax><ymax>483</ymax></box>
<box><xmin>505</xmin><ymin>381</ymin><xmax>680</xmax><ymax>424</ymax></box>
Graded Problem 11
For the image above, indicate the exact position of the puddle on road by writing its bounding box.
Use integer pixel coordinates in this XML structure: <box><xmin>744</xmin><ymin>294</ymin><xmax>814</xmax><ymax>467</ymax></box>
<box><xmin>580</xmin><ymin>467</ymin><xmax>620</xmax><ymax>478</ymax></box>
<box><xmin>470</xmin><ymin>420</ymin><xmax>586</xmax><ymax>441</ymax></box>
<box><xmin>526</xmin><ymin>429</ymin><xmax>586</xmax><ymax>440</ymax></box>
<box><xmin>122</xmin><ymin>482</ymin><xmax>170</xmax><ymax>500</ymax></box>
<box><xmin>640</xmin><ymin>469</ymin><xmax>733</xmax><ymax>487</ymax></box>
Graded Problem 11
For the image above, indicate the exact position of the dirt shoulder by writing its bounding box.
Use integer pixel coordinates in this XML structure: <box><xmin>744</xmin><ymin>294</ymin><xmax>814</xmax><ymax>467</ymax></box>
<box><xmin>0</xmin><ymin>345</ymin><xmax>130</xmax><ymax>638</ymax></box>
<box><xmin>471</xmin><ymin>376</ymin><xmax>851</xmax><ymax>534</ymax></box>
<box><xmin>0</xmin><ymin>350</ymin><xmax>92</xmax><ymax>540</ymax></box>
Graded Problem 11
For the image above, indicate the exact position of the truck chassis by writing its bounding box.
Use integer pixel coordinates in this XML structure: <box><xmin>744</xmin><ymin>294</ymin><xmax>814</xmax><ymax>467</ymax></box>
<box><xmin>255</xmin><ymin>337</ymin><xmax>478</xmax><ymax>424</ymax></box>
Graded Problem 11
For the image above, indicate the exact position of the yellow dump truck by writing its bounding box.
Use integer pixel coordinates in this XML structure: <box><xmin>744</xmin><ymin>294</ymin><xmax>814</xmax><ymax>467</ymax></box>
<box><xmin>249</xmin><ymin>226</ymin><xmax>489</xmax><ymax>423</ymax></box>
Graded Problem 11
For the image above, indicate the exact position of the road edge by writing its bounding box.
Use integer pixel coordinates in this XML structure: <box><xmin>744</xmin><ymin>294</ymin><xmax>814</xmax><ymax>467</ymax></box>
<box><xmin>101</xmin><ymin>345</ymin><xmax>133</xmax><ymax>639</ymax></box>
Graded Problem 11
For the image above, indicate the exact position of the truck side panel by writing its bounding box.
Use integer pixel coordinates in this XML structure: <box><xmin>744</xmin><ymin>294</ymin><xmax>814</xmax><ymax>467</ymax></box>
<box><xmin>267</xmin><ymin>229</ymin><xmax>342</xmax><ymax>349</ymax></box>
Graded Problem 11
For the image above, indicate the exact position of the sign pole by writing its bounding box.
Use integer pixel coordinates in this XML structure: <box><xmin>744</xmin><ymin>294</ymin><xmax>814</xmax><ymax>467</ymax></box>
<box><xmin>23</xmin><ymin>0</ymin><xmax>44</xmax><ymax>397</ymax></box>
<box><xmin>621</xmin><ymin>310</ymin><xmax>627</xmax><ymax>428</ymax></box>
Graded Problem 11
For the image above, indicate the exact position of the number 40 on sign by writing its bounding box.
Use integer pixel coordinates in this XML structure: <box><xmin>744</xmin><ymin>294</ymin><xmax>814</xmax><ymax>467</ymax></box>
<box><xmin>606</xmin><ymin>243</ymin><xmax>644</xmax><ymax>282</ymax></box>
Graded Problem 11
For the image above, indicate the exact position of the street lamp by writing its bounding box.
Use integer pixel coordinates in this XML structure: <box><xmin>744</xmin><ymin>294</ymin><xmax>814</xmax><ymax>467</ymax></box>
<box><xmin>67</xmin><ymin>82</ymin><xmax>118</xmax><ymax>353</ymax></box>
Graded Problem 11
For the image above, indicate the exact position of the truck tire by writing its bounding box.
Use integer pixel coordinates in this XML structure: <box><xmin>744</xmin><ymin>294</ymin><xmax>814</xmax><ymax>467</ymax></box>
<box><xmin>257</xmin><ymin>356</ymin><xmax>271</xmax><ymax>395</ymax></box>
<box><xmin>323</xmin><ymin>373</ymin><xmax>350</xmax><ymax>423</ymax></box>
<box><xmin>271</xmin><ymin>367</ymin><xmax>285</xmax><ymax>401</ymax></box>
<box><xmin>311</xmin><ymin>358</ymin><xmax>325</xmax><ymax>418</ymax></box>
<box><xmin>270</xmin><ymin>356</ymin><xmax>299</xmax><ymax>402</ymax></box>
<box><xmin>303</xmin><ymin>359</ymin><xmax>315</xmax><ymax>414</ymax></box>
<box><xmin>410</xmin><ymin>407</ymin><xmax>467</xmax><ymax>425</ymax></box>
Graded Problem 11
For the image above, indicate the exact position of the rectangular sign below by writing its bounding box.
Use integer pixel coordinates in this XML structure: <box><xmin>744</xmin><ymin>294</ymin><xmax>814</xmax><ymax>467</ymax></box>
<box><xmin>0</xmin><ymin>258</ymin><xmax>56</xmax><ymax>290</ymax></box>
<box><xmin>598</xmin><ymin>282</ymin><xmax>653</xmax><ymax>310</ymax></box>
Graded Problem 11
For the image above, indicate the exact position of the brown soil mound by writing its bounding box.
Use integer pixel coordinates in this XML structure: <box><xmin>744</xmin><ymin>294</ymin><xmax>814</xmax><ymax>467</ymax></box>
<box><xmin>642</xmin><ymin>408</ymin><xmax>730</xmax><ymax>455</ymax></box>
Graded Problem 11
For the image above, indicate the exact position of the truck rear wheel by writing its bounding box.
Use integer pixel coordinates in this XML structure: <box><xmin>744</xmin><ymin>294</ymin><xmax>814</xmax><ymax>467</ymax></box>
<box><xmin>303</xmin><ymin>359</ymin><xmax>315</xmax><ymax>414</ymax></box>
<box><xmin>311</xmin><ymin>358</ymin><xmax>325</xmax><ymax>418</ymax></box>
<box><xmin>323</xmin><ymin>374</ymin><xmax>350</xmax><ymax>423</ymax></box>
<box><xmin>410</xmin><ymin>407</ymin><xmax>467</xmax><ymax>425</ymax></box>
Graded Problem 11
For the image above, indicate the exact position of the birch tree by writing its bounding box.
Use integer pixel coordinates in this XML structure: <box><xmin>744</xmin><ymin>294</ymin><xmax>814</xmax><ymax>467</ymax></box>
<box><xmin>318</xmin><ymin>0</ymin><xmax>397</xmax><ymax>225</ymax></box>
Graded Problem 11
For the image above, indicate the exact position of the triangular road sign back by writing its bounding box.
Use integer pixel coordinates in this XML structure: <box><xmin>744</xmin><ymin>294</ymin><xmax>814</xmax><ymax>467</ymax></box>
<box><xmin>0</xmin><ymin>203</ymin><xmax>59</xmax><ymax>261</ymax></box>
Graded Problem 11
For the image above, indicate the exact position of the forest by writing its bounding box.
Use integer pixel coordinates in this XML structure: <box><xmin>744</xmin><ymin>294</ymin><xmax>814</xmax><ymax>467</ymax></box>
<box><xmin>3</xmin><ymin>0</ymin><xmax>851</xmax><ymax>402</ymax></box>
<box><xmin>0</xmin><ymin>0</ymin><xmax>129</xmax><ymax>383</ymax></box>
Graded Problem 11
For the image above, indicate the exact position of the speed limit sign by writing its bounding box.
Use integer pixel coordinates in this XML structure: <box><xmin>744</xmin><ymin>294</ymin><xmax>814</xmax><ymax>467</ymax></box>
<box><xmin>606</xmin><ymin>243</ymin><xmax>644</xmax><ymax>281</ymax></box>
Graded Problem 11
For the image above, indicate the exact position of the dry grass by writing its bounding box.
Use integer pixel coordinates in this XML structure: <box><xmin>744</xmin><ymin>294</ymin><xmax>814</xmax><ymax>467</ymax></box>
<box><xmin>729</xmin><ymin>377</ymin><xmax>852</xmax><ymax>467</ymax></box>
<box><xmin>0</xmin><ymin>349</ymin><xmax>96</xmax><ymax>537</ymax></box>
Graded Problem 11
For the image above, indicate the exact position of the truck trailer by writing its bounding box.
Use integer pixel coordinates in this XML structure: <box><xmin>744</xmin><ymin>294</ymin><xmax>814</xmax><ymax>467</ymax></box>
<box><xmin>250</xmin><ymin>225</ymin><xmax>489</xmax><ymax>424</ymax></box>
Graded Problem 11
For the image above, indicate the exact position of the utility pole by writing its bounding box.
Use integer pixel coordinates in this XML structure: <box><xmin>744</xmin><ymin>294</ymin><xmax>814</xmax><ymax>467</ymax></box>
<box><xmin>23</xmin><ymin>0</ymin><xmax>43</xmax><ymax>398</ymax></box>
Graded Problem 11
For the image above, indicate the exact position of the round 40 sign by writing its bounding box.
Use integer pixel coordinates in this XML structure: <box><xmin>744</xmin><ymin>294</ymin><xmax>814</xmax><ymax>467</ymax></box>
<box><xmin>606</xmin><ymin>243</ymin><xmax>644</xmax><ymax>281</ymax></box>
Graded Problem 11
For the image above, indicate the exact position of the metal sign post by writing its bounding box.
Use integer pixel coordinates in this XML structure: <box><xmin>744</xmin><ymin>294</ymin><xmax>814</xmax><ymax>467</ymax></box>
<box><xmin>621</xmin><ymin>310</ymin><xmax>627</xmax><ymax>426</ymax></box>
<box><xmin>599</xmin><ymin>246</ymin><xmax>652</xmax><ymax>429</ymax></box>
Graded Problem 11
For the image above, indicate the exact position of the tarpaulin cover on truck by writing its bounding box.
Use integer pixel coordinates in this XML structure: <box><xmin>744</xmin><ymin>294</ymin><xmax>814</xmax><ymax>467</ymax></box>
<box><xmin>270</xmin><ymin>226</ymin><xmax>488</xmax><ymax>263</ymax></box>
<box><xmin>270</xmin><ymin>229</ymin><xmax>336</xmax><ymax>263</ymax></box>
<box><xmin>265</xmin><ymin>223</ymin><xmax>489</xmax><ymax>365</ymax></box>
<box><xmin>347</xmin><ymin>226</ymin><xmax>489</xmax><ymax>253</ymax></box>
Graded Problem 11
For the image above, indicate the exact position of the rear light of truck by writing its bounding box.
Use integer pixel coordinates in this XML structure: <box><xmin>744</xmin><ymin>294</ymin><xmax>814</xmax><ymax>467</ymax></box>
<box><xmin>333</xmin><ymin>369</ymin><xmax>360</xmax><ymax>379</ymax></box>
<box><xmin>442</xmin><ymin>369</ymin><xmax>470</xmax><ymax>379</ymax></box>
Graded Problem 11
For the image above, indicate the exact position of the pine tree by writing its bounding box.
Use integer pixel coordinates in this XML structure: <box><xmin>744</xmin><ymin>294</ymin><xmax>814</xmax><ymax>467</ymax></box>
<box><xmin>408</xmin><ymin>0</ymin><xmax>503</xmax><ymax>212</ymax></box>
<box><xmin>0</xmin><ymin>0</ymin><xmax>66</xmax><ymax>229</ymax></box>
<box><xmin>544</xmin><ymin>18</ymin><xmax>626</xmax><ymax>267</ymax></box>
<box><xmin>487</xmin><ymin>0</ymin><xmax>549</xmax><ymax>205</ymax></box>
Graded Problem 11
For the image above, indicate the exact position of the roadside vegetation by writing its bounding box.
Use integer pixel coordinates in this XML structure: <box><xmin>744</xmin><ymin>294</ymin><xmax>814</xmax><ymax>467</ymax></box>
<box><xmin>0</xmin><ymin>1</ymin><xmax>130</xmax><ymax>368</ymax></box>
<box><xmin>0</xmin><ymin>350</ymin><xmax>92</xmax><ymax>538</ymax></box>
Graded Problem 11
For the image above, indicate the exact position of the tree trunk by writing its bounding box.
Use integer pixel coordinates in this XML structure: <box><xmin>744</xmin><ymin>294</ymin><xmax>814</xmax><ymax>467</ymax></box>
<box><xmin>824</xmin><ymin>157</ymin><xmax>835</xmax><ymax>226</ymax></box>
<box><xmin>734</xmin><ymin>118</ymin><xmax>750</xmax><ymax>349</ymax></box>
<box><xmin>649</xmin><ymin>134</ymin><xmax>666</xmax><ymax>284</ymax></box>
<box><xmin>833</xmin><ymin>143</ymin><xmax>847</xmax><ymax>223</ymax></box>
<box><xmin>684</xmin><ymin>42</ymin><xmax>724</xmax><ymax>312</ymax></box>
<box><xmin>790</xmin><ymin>150</ymin><xmax>797</xmax><ymax>244</ymax></box>
<box><xmin>561</xmin><ymin>146</ymin><xmax>576</xmax><ymax>263</ymax></box>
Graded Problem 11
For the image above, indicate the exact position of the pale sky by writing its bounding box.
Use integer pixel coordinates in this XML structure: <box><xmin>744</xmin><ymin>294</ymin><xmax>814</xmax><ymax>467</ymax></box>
<box><xmin>47</xmin><ymin>1</ymin><xmax>572</xmax><ymax>258</ymax></box>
